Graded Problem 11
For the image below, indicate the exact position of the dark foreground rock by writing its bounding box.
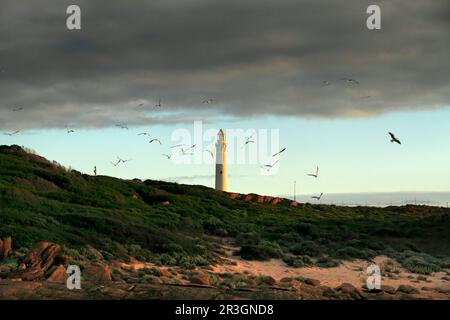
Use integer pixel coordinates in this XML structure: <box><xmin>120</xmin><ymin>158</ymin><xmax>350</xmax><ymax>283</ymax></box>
<box><xmin>0</xmin><ymin>237</ymin><xmax>12</xmax><ymax>261</ymax></box>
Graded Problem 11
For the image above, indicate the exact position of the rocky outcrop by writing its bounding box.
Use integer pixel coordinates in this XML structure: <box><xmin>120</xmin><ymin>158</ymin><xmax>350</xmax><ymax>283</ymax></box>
<box><xmin>335</xmin><ymin>283</ymin><xmax>365</xmax><ymax>300</ymax></box>
<box><xmin>19</xmin><ymin>242</ymin><xmax>62</xmax><ymax>281</ymax></box>
<box><xmin>84</xmin><ymin>263</ymin><xmax>112</xmax><ymax>282</ymax></box>
<box><xmin>46</xmin><ymin>265</ymin><xmax>68</xmax><ymax>283</ymax></box>
<box><xmin>189</xmin><ymin>272</ymin><xmax>212</xmax><ymax>286</ymax></box>
<box><xmin>397</xmin><ymin>284</ymin><xmax>419</xmax><ymax>294</ymax></box>
<box><xmin>226</xmin><ymin>192</ymin><xmax>301</xmax><ymax>207</ymax></box>
<box><xmin>0</xmin><ymin>237</ymin><xmax>12</xmax><ymax>261</ymax></box>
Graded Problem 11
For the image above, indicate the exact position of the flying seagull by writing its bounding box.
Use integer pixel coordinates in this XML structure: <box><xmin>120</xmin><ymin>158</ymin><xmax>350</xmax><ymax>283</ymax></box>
<box><xmin>138</xmin><ymin>132</ymin><xmax>151</xmax><ymax>136</ymax></box>
<box><xmin>242</xmin><ymin>133</ymin><xmax>256</xmax><ymax>148</ymax></box>
<box><xmin>181</xmin><ymin>144</ymin><xmax>196</xmax><ymax>155</ymax></box>
<box><xmin>162</xmin><ymin>154</ymin><xmax>172</xmax><ymax>160</ymax></box>
<box><xmin>117</xmin><ymin>157</ymin><xmax>132</xmax><ymax>164</ymax></box>
<box><xmin>202</xmin><ymin>98</ymin><xmax>214</xmax><ymax>104</ymax></box>
<box><xmin>244</xmin><ymin>140</ymin><xmax>255</xmax><ymax>145</ymax></box>
<box><xmin>204</xmin><ymin>149</ymin><xmax>214</xmax><ymax>159</ymax></box>
<box><xmin>170</xmin><ymin>144</ymin><xmax>189</xmax><ymax>149</ymax></box>
<box><xmin>311</xmin><ymin>193</ymin><xmax>324</xmax><ymax>200</ymax></box>
<box><xmin>3</xmin><ymin>130</ymin><xmax>20</xmax><ymax>136</ymax></box>
<box><xmin>322</xmin><ymin>80</ymin><xmax>331</xmax><ymax>86</ymax></box>
<box><xmin>155</xmin><ymin>98</ymin><xmax>162</xmax><ymax>108</ymax></box>
<box><xmin>181</xmin><ymin>150</ymin><xmax>194</xmax><ymax>156</ymax></box>
<box><xmin>137</xmin><ymin>101</ymin><xmax>145</xmax><ymax>107</ymax></box>
<box><xmin>260</xmin><ymin>160</ymin><xmax>279</xmax><ymax>172</ymax></box>
<box><xmin>116</xmin><ymin>124</ymin><xmax>129</xmax><ymax>130</ymax></box>
<box><xmin>66</xmin><ymin>126</ymin><xmax>75</xmax><ymax>134</ymax></box>
<box><xmin>110</xmin><ymin>160</ymin><xmax>121</xmax><ymax>167</ymax></box>
<box><xmin>388</xmin><ymin>132</ymin><xmax>401</xmax><ymax>145</ymax></box>
<box><xmin>307</xmin><ymin>166</ymin><xmax>319</xmax><ymax>178</ymax></box>
<box><xmin>149</xmin><ymin>139</ymin><xmax>162</xmax><ymax>145</ymax></box>
<box><xmin>272</xmin><ymin>148</ymin><xmax>286</xmax><ymax>157</ymax></box>
<box><xmin>12</xmin><ymin>107</ymin><xmax>24</xmax><ymax>112</ymax></box>
<box><xmin>341</xmin><ymin>78</ymin><xmax>359</xmax><ymax>85</ymax></box>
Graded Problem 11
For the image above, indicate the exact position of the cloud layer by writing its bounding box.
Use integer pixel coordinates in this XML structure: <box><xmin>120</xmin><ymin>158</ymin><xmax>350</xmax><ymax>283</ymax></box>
<box><xmin>0</xmin><ymin>0</ymin><xmax>449</xmax><ymax>130</ymax></box>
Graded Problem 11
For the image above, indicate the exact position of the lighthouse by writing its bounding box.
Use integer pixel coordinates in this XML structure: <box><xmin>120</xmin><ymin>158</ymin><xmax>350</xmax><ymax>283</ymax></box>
<box><xmin>215</xmin><ymin>129</ymin><xmax>228</xmax><ymax>191</ymax></box>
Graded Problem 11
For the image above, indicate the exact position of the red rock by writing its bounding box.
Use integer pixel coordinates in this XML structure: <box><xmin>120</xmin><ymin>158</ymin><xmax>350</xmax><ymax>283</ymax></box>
<box><xmin>304</xmin><ymin>278</ymin><xmax>321</xmax><ymax>286</ymax></box>
<box><xmin>0</xmin><ymin>237</ymin><xmax>12</xmax><ymax>260</ymax></box>
<box><xmin>396</xmin><ymin>284</ymin><xmax>419</xmax><ymax>294</ymax></box>
<box><xmin>290</xmin><ymin>201</ymin><xmax>299</xmax><ymax>207</ymax></box>
<box><xmin>271</xmin><ymin>198</ymin><xmax>283</xmax><ymax>205</ymax></box>
<box><xmin>160</xmin><ymin>268</ymin><xmax>173</xmax><ymax>278</ymax></box>
<box><xmin>23</xmin><ymin>242</ymin><xmax>61</xmax><ymax>271</ymax></box>
<box><xmin>189</xmin><ymin>273</ymin><xmax>211</xmax><ymax>286</ymax></box>
<box><xmin>256</xmin><ymin>196</ymin><xmax>265</xmax><ymax>203</ymax></box>
<box><xmin>228</xmin><ymin>193</ymin><xmax>241</xmax><ymax>200</ymax></box>
<box><xmin>46</xmin><ymin>265</ymin><xmax>68</xmax><ymax>283</ymax></box>
<box><xmin>335</xmin><ymin>283</ymin><xmax>364</xmax><ymax>299</ymax></box>
<box><xmin>18</xmin><ymin>242</ymin><xmax>62</xmax><ymax>281</ymax></box>
<box><xmin>243</xmin><ymin>195</ymin><xmax>253</xmax><ymax>202</ymax></box>
<box><xmin>84</xmin><ymin>263</ymin><xmax>112</xmax><ymax>282</ymax></box>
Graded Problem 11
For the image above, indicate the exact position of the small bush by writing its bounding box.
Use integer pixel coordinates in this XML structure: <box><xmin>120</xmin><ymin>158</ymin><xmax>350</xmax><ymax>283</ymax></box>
<box><xmin>316</xmin><ymin>256</ymin><xmax>339</xmax><ymax>268</ymax></box>
<box><xmin>289</xmin><ymin>240</ymin><xmax>324</xmax><ymax>257</ymax></box>
<box><xmin>238</xmin><ymin>241</ymin><xmax>283</xmax><ymax>261</ymax></box>
<box><xmin>150</xmin><ymin>267</ymin><xmax>163</xmax><ymax>277</ymax></box>
<box><xmin>402</xmin><ymin>256</ymin><xmax>441</xmax><ymax>275</ymax></box>
<box><xmin>283</xmin><ymin>254</ymin><xmax>311</xmax><ymax>268</ymax></box>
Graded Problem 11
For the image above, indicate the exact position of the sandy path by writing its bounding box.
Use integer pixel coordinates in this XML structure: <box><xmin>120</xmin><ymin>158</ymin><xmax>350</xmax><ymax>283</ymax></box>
<box><xmin>210</xmin><ymin>251</ymin><xmax>449</xmax><ymax>299</ymax></box>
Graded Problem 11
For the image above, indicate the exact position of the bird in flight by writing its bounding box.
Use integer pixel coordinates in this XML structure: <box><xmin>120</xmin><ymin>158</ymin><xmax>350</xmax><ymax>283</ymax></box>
<box><xmin>93</xmin><ymin>166</ymin><xmax>97</xmax><ymax>176</ymax></box>
<box><xmin>181</xmin><ymin>144</ymin><xmax>196</xmax><ymax>155</ymax></box>
<box><xmin>242</xmin><ymin>133</ymin><xmax>256</xmax><ymax>148</ymax></box>
<box><xmin>149</xmin><ymin>139</ymin><xmax>162</xmax><ymax>145</ymax></box>
<box><xmin>322</xmin><ymin>80</ymin><xmax>331</xmax><ymax>86</ymax></box>
<box><xmin>116</xmin><ymin>124</ymin><xmax>129</xmax><ymax>130</ymax></box>
<box><xmin>341</xmin><ymin>78</ymin><xmax>359</xmax><ymax>85</ymax></box>
<box><xmin>203</xmin><ymin>98</ymin><xmax>214</xmax><ymax>104</ymax></box>
<box><xmin>110</xmin><ymin>160</ymin><xmax>121</xmax><ymax>167</ymax></box>
<box><xmin>261</xmin><ymin>160</ymin><xmax>279</xmax><ymax>172</ymax></box>
<box><xmin>3</xmin><ymin>130</ymin><xmax>20</xmax><ymax>136</ymax></box>
<box><xmin>170</xmin><ymin>144</ymin><xmax>189</xmax><ymax>149</ymax></box>
<box><xmin>162</xmin><ymin>154</ymin><xmax>172</xmax><ymax>160</ymax></box>
<box><xmin>12</xmin><ymin>107</ymin><xmax>23</xmax><ymax>112</ymax></box>
<box><xmin>311</xmin><ymin>193</ymin><xmax>324</xmax><ymax>200</ymax></box>
<box><xmin>138</xmin><ymin>132</ymin><xmax>151</xmax><ymax>136</ymax></box>
<box><xmin>66</xmin><ymin>126</ymin><xmax>75</xmax><ymax>134</ymax></box>
<box><xmin>272</xmin><ymin>148</ymin><xmax>286</xmax><ymax>157</ymax></box>
<box><xmin>155</xmin><ymin>98</ymin><xmax>162</xmax><ymax>108</ymax></box>
<box><xmin>388</xmin><ymin>132</ymin><xmax>401</xmax><ymax>145</ymax></box>
<box><xmin>137</xmin><ymin>101</ymin><xmax>145</xmax><ymax>107</ymax></box>
<box><xmin>204</xmin><ymin>149</ymin><xmax>214</xmax><ymax>159</ymax></box>
<box><xmin>117</xmin><ymin>157</ymin><xmax>132</xmax><ymax>164</ymax></box>
<box><xmin>307</xmin><ymin>166</ymin><xmax>319</xmax><ymax>178</ymax></box>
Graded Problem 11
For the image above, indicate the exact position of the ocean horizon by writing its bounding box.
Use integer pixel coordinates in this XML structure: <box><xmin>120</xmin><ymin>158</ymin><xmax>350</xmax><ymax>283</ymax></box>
<box><xmin>282</xmin><ymin>191</ymin><xmax>450</xmax><ymax>208</ymax></box>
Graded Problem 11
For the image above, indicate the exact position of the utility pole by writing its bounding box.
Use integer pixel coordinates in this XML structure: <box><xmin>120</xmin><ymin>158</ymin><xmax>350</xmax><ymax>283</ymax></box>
<box><xmin>293</xmin><ymin>181</ymin><xmax>296</xmax><ymax>201</ymax></box>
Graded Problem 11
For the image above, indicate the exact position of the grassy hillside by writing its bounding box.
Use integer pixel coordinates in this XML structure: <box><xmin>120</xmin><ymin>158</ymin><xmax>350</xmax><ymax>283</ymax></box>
<box><xmin>0</xmin><ymin>145</ymin><xmax>449</xmax><ymax>274</ymax></box>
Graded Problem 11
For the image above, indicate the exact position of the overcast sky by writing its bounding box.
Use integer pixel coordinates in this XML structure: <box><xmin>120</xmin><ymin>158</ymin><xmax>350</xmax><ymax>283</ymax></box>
<box><xmin>0</xmin><ymin>0</ymin><xmax>449</xmax><ymax>130</ymax></box>
<box><xmin>0</xmin><ymin>1</ymin><xmax>449</xmax><ymax>198</ymax></box>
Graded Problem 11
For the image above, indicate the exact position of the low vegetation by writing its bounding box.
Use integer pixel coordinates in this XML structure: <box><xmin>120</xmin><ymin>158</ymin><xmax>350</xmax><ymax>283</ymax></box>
<box><xmin>1</xmin><ymin>145</ymin><xmax>449</xmax><ymax>274</ymax></box>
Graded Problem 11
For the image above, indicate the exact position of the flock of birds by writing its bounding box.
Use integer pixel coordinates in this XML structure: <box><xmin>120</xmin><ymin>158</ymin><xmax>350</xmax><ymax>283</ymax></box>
<box><xmin>2</xmin><ymin>77</ymin><xmax>403</xmax><ymax>199</ymax></box>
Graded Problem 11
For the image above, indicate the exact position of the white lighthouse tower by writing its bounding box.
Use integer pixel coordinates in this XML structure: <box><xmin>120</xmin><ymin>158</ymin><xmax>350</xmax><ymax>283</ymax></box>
<box><xmin>215</xmin><ymin>129</ymin><xmax>228</xmax><ymax>191</ymax></box>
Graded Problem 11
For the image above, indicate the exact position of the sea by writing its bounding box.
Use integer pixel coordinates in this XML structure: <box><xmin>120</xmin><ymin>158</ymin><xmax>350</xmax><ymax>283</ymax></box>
<box><xmin>283</xmin><ymin>191</ymin><xmax>450</xmax><ymax>208</ymax></box>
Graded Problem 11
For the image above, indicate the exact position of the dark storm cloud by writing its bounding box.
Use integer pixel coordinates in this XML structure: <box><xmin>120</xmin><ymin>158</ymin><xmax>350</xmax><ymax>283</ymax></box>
<box><xmin>0</xmin><ymin>0</ymin><xmax>449</xmax><ymax>130</ymax></box>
